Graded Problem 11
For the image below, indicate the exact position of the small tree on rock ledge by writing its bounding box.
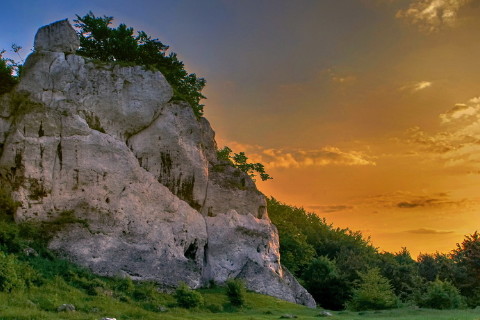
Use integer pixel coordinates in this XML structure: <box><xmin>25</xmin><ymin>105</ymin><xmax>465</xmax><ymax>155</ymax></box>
<box><xmin>217</xmin><ymin>146</ymin><xmax>272</xmax><ymax>181</ymax></box>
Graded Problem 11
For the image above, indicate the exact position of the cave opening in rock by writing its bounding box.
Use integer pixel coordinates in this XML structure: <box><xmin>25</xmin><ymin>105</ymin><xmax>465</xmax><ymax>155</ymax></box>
<box><xmin>184</xmin><ymin>240</ymin><xmax>198</xmax><ymax>260</ymax></box>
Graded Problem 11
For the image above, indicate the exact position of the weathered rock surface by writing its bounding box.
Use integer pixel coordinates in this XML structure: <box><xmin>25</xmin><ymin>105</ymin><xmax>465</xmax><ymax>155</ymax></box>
<box><xmin>34</xmin><ymin>19</ymin><xmax>80</xmax><ymax>53</ymax></box>
<box><xmin>0</xmin><ymin>20</ymin><xmax>315</xmax><ymax>307</ymax></box>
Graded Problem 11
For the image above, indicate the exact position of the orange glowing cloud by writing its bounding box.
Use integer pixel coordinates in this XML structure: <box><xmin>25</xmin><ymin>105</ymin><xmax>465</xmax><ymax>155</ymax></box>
<box><xmin>405</xmin><ymin>97</ymin><xmax>480</xmax><ymax>170</ymax></box>
<box><xmin>216</xmin><ymin>139</ymin><xmax>376</xmax><ymax>169</ymax></box>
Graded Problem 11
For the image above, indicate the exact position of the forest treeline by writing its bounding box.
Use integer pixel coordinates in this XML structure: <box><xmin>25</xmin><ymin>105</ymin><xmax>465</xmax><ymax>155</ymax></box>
<box><xmin>267</xmin><ymin>197</ymin><xmax>480</xmax><ymax>310</ymax></box>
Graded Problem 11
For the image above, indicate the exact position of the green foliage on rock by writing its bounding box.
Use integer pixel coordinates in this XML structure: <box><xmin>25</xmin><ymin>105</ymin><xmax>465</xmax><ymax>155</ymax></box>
<box><xmin>74</xmin><ymin>12</ymin><xmax>206</xmax><ymax>117</ymax></box>
<box><xmin>347</xmin><ymin>268</ymin><xmax>398</xmax><ymax>311</ymax></box>
<box><xmin>217</xmin><ymin>146</ymin><xmax>272</xmax><ymax>181</ymax></box>
<box><xmin>0</xmin><ymin>50</ymin><xmax>18</xmax><ymax>95</ymax></box>
<box><xmin>225</xmin><ymin>279</ymin><xmax>246</xmax><ymax>307</ymax></box>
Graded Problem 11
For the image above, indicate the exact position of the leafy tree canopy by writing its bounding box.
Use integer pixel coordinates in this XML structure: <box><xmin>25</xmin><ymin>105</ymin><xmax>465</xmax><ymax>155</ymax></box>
<box><xmin>377</xmin><ymin>248</ymin><xmax>421</xmax><ymax>302</ymax></box>
<box><xmin>452</xmin><ymin>231</ymin><xmax>480</xmax><ymax>276</ymax></box>
<box><xmin>74</xmin><ymin>12</ymin><xmax>206</xmax><ymax>117</ymax></box>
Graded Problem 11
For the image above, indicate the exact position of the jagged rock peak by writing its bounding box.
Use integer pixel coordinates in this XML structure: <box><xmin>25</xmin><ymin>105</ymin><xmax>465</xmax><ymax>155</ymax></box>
<box><xmin>34</xmin><ymin>19</ymin><xmax>79</xmax><ymax>53</ymax></box>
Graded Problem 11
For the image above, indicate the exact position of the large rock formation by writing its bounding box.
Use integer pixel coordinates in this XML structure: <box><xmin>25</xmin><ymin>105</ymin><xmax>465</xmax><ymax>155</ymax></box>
<box><xmin>0</xmin><ymin>20</ymin><xmax>315</xmax><ymax>307</ymax></box>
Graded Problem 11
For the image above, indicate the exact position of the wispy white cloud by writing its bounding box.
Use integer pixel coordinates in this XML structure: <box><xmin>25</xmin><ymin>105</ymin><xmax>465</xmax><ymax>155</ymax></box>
<box><xmin>396</xmin><ymin>0</ymin><xmax>472</xmax><ymax>33</ymax></box>
<box><xmin>400</xmin><ymin>81</ymin><xmax>433</xmax><ymax>92</ymax></box>
<box><xmin>413</xmin><ymin>81</ymin><xmax>433</xmax><ymax>91</ymax></box>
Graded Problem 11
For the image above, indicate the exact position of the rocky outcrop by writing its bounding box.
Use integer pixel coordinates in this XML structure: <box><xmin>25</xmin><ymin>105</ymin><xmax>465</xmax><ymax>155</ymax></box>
<box><xmin>0</xmin><ymin>19</ymin><xmax>315</xmax><ymax>307</ymax></box>
<box><xmin>34</xmin><ymin>19</ymin><xmax>79</xmax><ymax>53</ymax></box>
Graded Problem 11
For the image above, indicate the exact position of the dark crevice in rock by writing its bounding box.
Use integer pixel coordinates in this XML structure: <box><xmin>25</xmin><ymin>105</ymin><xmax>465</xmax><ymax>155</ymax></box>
<box><xmin>184</xmin><ymin>240</ymin><xmax>198</xmax><ymax>261</ymax></box>
<box><xmin>56</xmin><ymin>141</ymin><xmax>63</xmax><ymax>170</ymax></box>
<box><xmin>203</xmin><ymin>242</ymin><xmax>208</xmax><ymax>265</ymax></box>
<box><xmin>14</xmin><ymin>151</ymin><xmax>22</xmax><ymax>168</ymax></box>
<box><xmin>38</xmin><ymin>122</ymin><xmax>44</xmax><ymax>137</ymax></box>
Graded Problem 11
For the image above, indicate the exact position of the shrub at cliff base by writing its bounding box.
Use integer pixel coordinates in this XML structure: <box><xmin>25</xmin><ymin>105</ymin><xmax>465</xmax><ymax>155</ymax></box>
<box><xmin>174</xmin><ymin>282</ymin><xmax>204</xmax><ymax>309</ymax></box>
<box><xmin>226</xmin><ymin>278</ymin><xmax>246</xmax><ymax>307</ymax></box>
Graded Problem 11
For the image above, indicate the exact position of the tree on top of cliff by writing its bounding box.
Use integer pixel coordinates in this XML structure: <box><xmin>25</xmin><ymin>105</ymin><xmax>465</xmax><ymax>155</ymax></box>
<box><xmin>216</xmin><ymin>146</ymin><xmax>272</xmax><ymax>181</ymax></box>
<box><xmin>74</xmin><ymin>12</ymin><xmax>206</xmax><ymax>117</ymax></box>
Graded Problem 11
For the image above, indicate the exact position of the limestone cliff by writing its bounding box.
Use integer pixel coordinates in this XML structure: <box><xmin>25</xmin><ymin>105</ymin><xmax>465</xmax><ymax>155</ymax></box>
<box><xmin>0</xmin><ymin>19</ymin><xmax>315</xmax><ymax>307</ymax></box>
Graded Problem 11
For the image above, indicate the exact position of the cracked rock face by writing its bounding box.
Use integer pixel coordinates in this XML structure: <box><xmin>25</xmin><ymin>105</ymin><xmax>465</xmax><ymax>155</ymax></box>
<box><xmin>0</xmin><ymin>20</ymin><xmax>316</xmax><ymax>307</ymax></box>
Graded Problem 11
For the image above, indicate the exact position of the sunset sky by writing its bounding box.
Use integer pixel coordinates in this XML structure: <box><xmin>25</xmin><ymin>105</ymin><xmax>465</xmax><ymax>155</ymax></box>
<box><xmin>2</xmin><ymin>0</ymin><xmax>480</xmax><ymax>257</ymax></box>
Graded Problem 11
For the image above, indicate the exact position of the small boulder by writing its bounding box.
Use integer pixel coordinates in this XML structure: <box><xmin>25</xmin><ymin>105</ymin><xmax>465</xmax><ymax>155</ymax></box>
<box><xmin>34</xmin><ymin>19</ymin><xmax>80</xmax><ymax>53</ymax></box>
<box><xmin>57</xmin><ymin>304</ymin><xmax>75</xmax><ymax>312</ymax></box>
<box><xmin>100</xmin><ymin>318</ymin><xmax>117</xmax><ymax>320</ymax></box>
<box><xmin>317</xmin><ymin>310</ymin><xmax>333</xmax><ymax>317</ymax></box>
<box><xmin>23</xmin><ymin>247</ymin><xmax>38</xmax><ymax>257</ymax></box>
<box><xmin>280</xmin><ymin>315</ymin><xmax>297</xmax><ymax>319</ymax></box>
<box><xmin>157</xmin><ymin>305</ymin><xmax>168</xmax><ymax>312</ymax></box>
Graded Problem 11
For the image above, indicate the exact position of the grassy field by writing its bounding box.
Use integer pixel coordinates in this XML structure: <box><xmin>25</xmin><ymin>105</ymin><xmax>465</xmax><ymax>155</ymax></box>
<box><xmin>1</xmin><ymin>282</ymin><xmax>480</xmax><ymax>320</ymax></box>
